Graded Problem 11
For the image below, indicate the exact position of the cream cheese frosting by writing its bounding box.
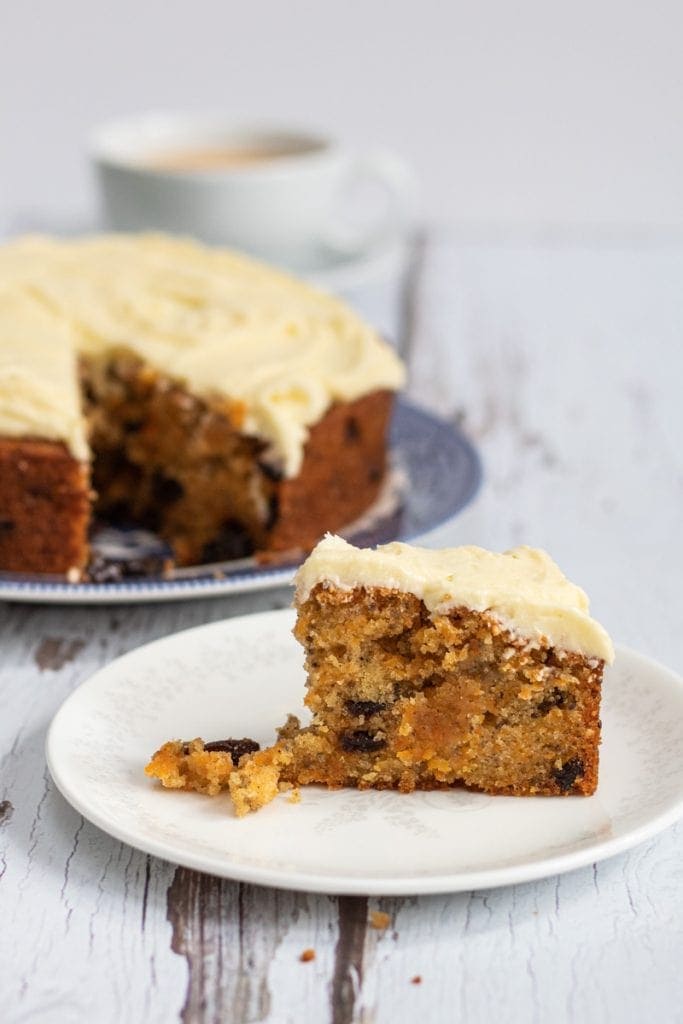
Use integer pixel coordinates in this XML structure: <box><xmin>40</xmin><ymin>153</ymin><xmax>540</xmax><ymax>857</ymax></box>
<box><xmin>0</xmin><ymin>234</ymin><xmax>405</xmax><ymax>475</ymax></box>
<box><xmin>0</xmin><ymin>287</ymin><xmax>89</xmax><ymax>460</ymax></box>
<box><xmin>295</xmin><ymin>535</ymin><xmax>614</xmax><ymax>663</ymax></box>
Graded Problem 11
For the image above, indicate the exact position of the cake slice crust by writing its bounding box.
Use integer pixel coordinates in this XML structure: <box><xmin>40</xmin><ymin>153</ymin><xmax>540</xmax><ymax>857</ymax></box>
<box><xmin>0</xmin><ymin>438</ymin><xmax>90</xmax><ymax>575</ymax></box>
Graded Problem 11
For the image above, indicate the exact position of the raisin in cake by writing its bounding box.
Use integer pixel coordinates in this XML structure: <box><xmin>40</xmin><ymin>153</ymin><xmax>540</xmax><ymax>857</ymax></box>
<box><xmin>0</xmin><ymin>235</ymin><xmax>404</xmax><ymax>576</ymax></box>
<box><xmin>146</xmin><ymin>535</ymin><xmax>614</xmax><ymax>815</ymax></box>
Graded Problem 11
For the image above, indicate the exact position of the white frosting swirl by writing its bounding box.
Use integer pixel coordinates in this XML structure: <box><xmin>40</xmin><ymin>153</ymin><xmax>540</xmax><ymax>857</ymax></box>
<box><xmin>295</xmin><ymin>535</ymin><xmax>614</xmax><ymax>662</ymax></box>
<box><xmin>0</xmin><ymin>234</ymin><xmax>405</xmax><ymax>475</ymax></box>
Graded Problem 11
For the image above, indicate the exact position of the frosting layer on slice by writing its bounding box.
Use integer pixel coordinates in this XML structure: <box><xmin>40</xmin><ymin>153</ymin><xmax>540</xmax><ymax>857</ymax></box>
<box><xmin>295</xmin><ymin>535</ymin><xmax>614</xmax><ymax>663</ymax></box>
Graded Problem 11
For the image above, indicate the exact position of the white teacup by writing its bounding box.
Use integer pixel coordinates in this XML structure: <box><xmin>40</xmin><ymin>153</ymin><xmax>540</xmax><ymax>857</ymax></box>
<box><xmin>91</xmin><ymin>113</ymin><xmax>416</xmax><ymax>269</ymax></box>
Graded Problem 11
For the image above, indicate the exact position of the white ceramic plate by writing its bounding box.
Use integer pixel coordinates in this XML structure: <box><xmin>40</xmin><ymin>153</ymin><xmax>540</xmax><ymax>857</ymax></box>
<box><xmin>305</xmin><ymin>235</ymin><xmax>409</xmax><ymax>293</ymax></box>
<box><xmin>46</xmin><ymin>610</ymin><xmax>683</xmax><ymax>895</ymax></box>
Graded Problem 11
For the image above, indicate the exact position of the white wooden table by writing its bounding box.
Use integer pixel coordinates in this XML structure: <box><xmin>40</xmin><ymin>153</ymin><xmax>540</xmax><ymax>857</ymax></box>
<box><xmin>2</xmin><ymin>232</ymin><xmax>682</xmax><ymax>1023</ymax></box>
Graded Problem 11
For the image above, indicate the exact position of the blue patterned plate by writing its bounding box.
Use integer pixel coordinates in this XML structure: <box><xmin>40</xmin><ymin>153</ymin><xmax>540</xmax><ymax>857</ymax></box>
<box><xmin>0</xmin><ymin>399</ymin><xmax>481</xmax><ymax>604</ymax></box>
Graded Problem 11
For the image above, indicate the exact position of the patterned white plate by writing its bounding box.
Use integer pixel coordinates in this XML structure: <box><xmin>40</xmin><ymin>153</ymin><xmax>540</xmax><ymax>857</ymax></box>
<box><xmin>46</xmin><ymin>610</ymin><xmax>683</xmax><ymax>895</ymax></box>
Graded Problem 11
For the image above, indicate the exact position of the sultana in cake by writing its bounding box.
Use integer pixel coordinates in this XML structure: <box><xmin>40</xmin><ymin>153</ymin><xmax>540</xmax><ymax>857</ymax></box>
<box><xmin>146</xmin><ymin>535</ymin><xmax>614</xmax><ymax>815</ymax></box>
<box><xmin>0</xmin><ymin>236</ymin><xmax>404</xmax><ymax>576</ymax></box>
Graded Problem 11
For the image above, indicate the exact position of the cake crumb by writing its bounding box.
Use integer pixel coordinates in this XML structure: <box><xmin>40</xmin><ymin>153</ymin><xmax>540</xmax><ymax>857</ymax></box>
<box><xmin>300</xmin><ymin>948</ymin><xmax>316</xmax><ymax>962</ymax></box>
<box><xmin>287</xmin><ymin>787</ymin><xmax>301</xmax><ymax>804</ymax></box>
<box><xmin>369</xmin><ymin>910</ymin><xmax>391</xmax><ymax>930</ymax></box>
<box><xmin>411</xmin><ymin>975</ymin><xmax>422</xmax><ymax>985</ymax></box>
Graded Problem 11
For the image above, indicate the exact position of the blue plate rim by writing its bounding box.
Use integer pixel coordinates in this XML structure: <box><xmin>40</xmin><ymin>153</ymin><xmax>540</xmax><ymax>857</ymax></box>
<box><xmin>0</xmin><ymin>398</ymin><xmax>482</xmax><ymax>604</ymax></box>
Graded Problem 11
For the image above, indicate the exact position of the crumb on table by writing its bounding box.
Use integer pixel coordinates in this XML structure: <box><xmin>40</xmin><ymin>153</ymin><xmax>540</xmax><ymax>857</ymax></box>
<box><xmin>300</xmin><ymin>948</ymin><xmax>316</xmax><ymax>962</ymax></box>
<box><xmin>369</xmin><ymin>910</ymin><xmax>391</xmax><ymax>930</ymax></box>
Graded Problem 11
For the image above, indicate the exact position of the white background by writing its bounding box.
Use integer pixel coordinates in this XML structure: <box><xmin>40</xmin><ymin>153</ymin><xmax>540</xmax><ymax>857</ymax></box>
<box><xmin>3</xmin><ymin>0</ymin><xmax>683</xmax><ymax>236</ymax></box>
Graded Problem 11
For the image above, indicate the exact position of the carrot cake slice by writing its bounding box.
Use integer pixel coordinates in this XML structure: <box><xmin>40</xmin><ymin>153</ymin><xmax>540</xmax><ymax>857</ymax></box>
<box><xmin>146</xmin><ymin>535</ymin><xmax>614</xmax><ymax>815</ymax></box>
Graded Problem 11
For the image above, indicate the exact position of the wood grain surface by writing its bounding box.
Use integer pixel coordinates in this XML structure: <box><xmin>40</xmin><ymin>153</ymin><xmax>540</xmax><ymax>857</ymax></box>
<box><xmin>1</xmin><ymin>233</ymin><xmax>682</xmax><ymax>1023</ymax></box>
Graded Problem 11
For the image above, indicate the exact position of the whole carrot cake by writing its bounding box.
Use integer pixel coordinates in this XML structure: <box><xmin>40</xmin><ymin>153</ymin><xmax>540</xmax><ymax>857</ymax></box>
<box><xmin>0</xmin><ymin>236</ymin><xmax>404</xmax><ymax>576</ymax></box>
<box><xmin>146</xmin><ymin>535</ymin><xmax>614</xmax><ymax>815</ymax></box>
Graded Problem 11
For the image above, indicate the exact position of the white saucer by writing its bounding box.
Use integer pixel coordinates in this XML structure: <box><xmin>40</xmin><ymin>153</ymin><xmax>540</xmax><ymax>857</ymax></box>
<box><xmin>303</xmin><ymin>235</ymin><xmax>410</xmax><ymax>294</ymax></box>
<box><xmin>46</xmin><ymin>609</ymin><xmax>683</xmax><ymax>895</ymax></box>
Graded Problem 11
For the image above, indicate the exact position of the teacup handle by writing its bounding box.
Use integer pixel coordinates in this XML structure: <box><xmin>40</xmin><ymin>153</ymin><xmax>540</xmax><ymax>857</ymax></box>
<box><xmin>322</xmin><ymin>148</ymin><xmax>417</xmax><ymax>256</ymax></box>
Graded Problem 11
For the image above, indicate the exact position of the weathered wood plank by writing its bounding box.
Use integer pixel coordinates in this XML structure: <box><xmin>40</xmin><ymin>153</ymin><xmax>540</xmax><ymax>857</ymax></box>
<box><xmin>406</xmin><ymin>235</ymin><xmax>683</xmax><ymax>665</ymax></box>
<box><xmin>330</xmin><ymin>897</ymin><xmax>368</xmax><ymax>1024</ymax></box>
<box><xmin>1</xmin><ymin>235</ymin><xmax>683</xmax><ymax>1023</ymax></box>
<box><xmin>165</xmin><ymin>870</ymin><xmax>343</xmax><ymax>1024</ymax></box>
